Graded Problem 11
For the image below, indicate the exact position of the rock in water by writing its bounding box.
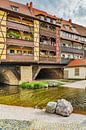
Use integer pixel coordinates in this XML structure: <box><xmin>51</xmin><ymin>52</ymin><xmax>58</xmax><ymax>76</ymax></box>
<box><xmin>56</xmin><ymin>99</ymin><xmax>73</xmax><ymax>117</ymax></box>
<box><xmin>46</xmin><ymin>102</ymin><xmax>57</xmax><ymax>114</ymax></box>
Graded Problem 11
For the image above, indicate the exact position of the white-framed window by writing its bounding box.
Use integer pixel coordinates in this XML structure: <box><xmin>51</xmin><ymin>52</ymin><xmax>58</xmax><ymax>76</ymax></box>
<box><xmin>40</xmin><ymin>16</ymin><xmax>45</xmax><ymax>21</ymax></box>
<box><xmin>8</xmin><ymin>49</ymin><xmax>15</xmax><ymax>54</ymax></box>
<box><xmin>65</xmin><ymin>25</ymin><xmax>70</xmax><ymax>30</ymax></box>
<box><xmin>11</xmin><ymin>6</ymin><xmax>19</xmax><ymax>12</ymax></box>
<box><xmin>47</xmin><ymin>17</ymin><xmax>51</xmax><ymax>23</ymax></box>
<box><xmin>61</xmin><ymin>53</ymin><xmax>65</xmax><ymax>58</ymax></box>
<box><xmin>52</xmin><ymin>20</ymin><xmax>56</xmax><ymax>24</ymax></box>
<box><xmin>75</xmin><ymin>67</ymin><xmax>79</xmax><ymax>76</ymax></box>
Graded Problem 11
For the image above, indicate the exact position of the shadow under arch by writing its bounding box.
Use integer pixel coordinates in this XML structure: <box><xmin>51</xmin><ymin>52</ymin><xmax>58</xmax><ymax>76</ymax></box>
<box><xmin>36</xmin><ymin>68</ymin><xmax>63</xmax><ymax>80</ymax></box>
<box><xmin>0</xmin><ymin>69</ymin><xmax>19</xmax><ymax>85</ymax></box>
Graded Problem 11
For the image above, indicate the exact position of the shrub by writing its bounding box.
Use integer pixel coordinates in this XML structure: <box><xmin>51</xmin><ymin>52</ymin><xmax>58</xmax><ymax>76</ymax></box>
<box><xmin>20</xmin><ymin>81</ymin><xmax>48</xmax><ymax>89</ymax></box>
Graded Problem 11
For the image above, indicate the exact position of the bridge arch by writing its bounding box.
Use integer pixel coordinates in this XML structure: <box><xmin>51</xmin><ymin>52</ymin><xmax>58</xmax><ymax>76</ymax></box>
<box><xmin>36</xmin><ymin>68</ymin><xmax>63</xmax><ymax>80</ymax></box>
<box><xmin>0</xmin><ymin>68</ymin><xmax>19</xmax><ymax>85</ymax></box>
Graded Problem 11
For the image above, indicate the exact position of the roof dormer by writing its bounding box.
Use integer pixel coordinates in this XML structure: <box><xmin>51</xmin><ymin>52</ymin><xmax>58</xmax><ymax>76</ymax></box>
<box><xmin>11</xmin><ymin>5</ymin><xmax>19</xmax><ymax>12</ymax></box>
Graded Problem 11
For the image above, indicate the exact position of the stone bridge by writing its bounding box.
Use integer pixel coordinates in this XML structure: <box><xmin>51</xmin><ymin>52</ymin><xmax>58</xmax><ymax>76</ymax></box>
<box><xmin>0</xmin><ymin>64</ymin><xmax>64</xmax><ymax>85</ymax></box>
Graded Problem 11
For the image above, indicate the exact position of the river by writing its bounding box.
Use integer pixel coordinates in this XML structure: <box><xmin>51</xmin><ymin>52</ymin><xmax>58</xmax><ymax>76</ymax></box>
<box><xmin>0</xmin><ymin>84</ymin><xmax>86</xmax><ymax>114</ymax></box>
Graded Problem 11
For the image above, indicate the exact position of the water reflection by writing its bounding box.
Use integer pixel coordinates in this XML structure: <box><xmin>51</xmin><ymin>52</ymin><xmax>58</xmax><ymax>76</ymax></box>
<box><xmin>0</xmin><ymin>84</ymin><xmax>86</xmax><ymax>114</ymax></box>
<box><xmin>0</xmin><ymin>83</ymin><xmax>19</xmax><ymax>95</ymax></box>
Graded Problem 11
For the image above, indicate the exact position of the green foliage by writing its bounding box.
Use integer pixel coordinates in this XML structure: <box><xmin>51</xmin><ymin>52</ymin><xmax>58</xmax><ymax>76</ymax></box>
<box><xmin>20</xmin><ymin>81</ymin><xmax>48</xmax><ymax>89</ymax></box>
<box><xmin>7</xmin><ymin>31</ymin><xmax>21</xmax><ymax>39</ymax></box>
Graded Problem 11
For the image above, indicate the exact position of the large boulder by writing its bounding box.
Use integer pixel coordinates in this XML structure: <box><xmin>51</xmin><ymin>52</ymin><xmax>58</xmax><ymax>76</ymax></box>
<box><xmin>56</xmin><ymin>99</ymin><xmax>73</xmax><ymax>117</ymax></box>
<box><xmin>46</xmin><ymin>102</ymin><xmax>57</xmax><ymax>114</ymax></box>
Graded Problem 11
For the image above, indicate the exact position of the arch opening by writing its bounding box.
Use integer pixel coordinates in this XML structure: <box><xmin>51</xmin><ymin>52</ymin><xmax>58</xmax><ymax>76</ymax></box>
<box><xmin>36</xmin><ymin>68</ymin><xmax>63</xmax><ymax>80</ymax></box>
<box><xmin>0</xmin><ymin>71</ymin><xmax>10</xmax><ymax>85</ymax></box>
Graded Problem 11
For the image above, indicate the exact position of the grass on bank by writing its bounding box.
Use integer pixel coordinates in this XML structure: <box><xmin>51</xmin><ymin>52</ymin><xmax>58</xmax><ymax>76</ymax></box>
<box><xmin>20</xmin><ymin>81</ymin><xmax>64</xmax><ymax>89</ymax></box>
<box><xmin>20</xmin><ymin>81</ymin><xmax>48</xmax><ymax>89</ymax></box>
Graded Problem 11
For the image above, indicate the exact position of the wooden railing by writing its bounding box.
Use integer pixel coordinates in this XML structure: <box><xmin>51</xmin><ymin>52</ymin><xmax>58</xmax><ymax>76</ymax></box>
<box><xmin>7</xmin><ymin>21</ymin><xmax>34</xmax><ymax>32</ymax></box>
<box><xmin>40</xmin><ymin>29</ymin><xmax>56</xmax><ymax>38</ymax></box>
<box><xmin>61</xmin><ymin>46</ymin><xmax>84</xmax><ymax>54</ymax></box>
<box><xmin>40</xmin><ymin>43</ymin><xmax>56</xmax><ymax>51</ymax></box>
<box><xmin>40</xmin><ymin>56</ymin><xmax>56</xmax><ymax>63</ymax></box>
<box><xmin>7</xmin><ymin>38</ymin><xmax>34</xmax><ymax>47</ymax></box>
<box><xmin>6</xmin><ymin>54</ymin><xmax>34</xmax><ymax>62</ymax></box>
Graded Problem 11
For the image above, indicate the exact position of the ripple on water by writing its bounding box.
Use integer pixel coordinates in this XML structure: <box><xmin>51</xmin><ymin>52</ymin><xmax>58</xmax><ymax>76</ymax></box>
<box><xmin>0</xmin><ymin>84</ymin><xmax>86</xmax><ymax>114</ymax></box>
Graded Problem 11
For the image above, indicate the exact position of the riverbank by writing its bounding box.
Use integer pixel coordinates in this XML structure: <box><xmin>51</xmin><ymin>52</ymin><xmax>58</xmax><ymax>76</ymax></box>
<box><xmin>63</xmin><ymin>80</ymin><xmax>86</xmax><ymax>89</ymax></box>
<box><xmin>0</xmin><ymin>105</ymin><xmax>86</xmax><ymax>129</ymax></box>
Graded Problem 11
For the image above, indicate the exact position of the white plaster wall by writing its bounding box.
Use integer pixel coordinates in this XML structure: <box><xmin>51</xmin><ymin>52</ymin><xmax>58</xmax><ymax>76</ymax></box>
<box><xmin>64</xmin><ymin>67</ymin><xmax>86</xmax><ymax>79</ymax></box>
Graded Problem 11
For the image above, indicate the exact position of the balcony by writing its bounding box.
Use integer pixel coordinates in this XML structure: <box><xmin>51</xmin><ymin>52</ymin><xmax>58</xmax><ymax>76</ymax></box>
<box><xmin>61</xmin><ymin>58</ymin><xmax>71</xmax><ymax>64</ymax></box>
<box><xmin>7</xmin><ymin>38</ymin><xmax>34</xmax><ymax>47</ymax></box>
<box><xmin>40</xmin><ymin>29</ymin><xmax>56</xmax><ymax>38</ymax></box>
<box><xmin>61</xmin><ymin>35</ymin><xmax>86</xmax><ymax>44</ymax></box>
<box><xmin>40</xmin><ymin>43</ymin><xmax>56</xmax><ymax>51</ymax></box>
<box><xmin>61</xmin><ymin>46</ymin><xmax>84</xmax><ymax>54</ymax></box>
<box><xmin>39</xmin><ymin>56</ymin><xmax>56</xmax><ymax>63</ymax></box>
<box><xmin>6</xmin><ymin>54</ymin><xmax>34</xmax><ymax>62</ymax></box>
<box><xmin>7</xmin><ymin>21</ymin><xmax>34</xmax><ymax>32</ymax></box>
<box><xmin>84</xmin><ymin>50</ymin><xmax>86</xmax><ymax>57</ymax></box>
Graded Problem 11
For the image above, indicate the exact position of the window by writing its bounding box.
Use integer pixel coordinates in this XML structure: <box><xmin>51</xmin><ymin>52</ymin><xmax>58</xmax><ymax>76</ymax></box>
<box><xmin>49</xmin><ymin>51</ymin><xmax>56</xmax><ymax>56</ymax></box>
<box><xmin>61</xmin><ymin>54</ymin><xmax>65</xmax><ymax>58</ymax></box>
<box><xmin>52</xmin><ymin>20</ymin><xmax>56</xmax><ymax>24</ymax></box>
<box><xmin>62</xmin><ymin>43</ymin><xmax>66</xmax><ymax>46</ymax></box>
<box><xmin>11</xmin><ymin>6</ymin><xmax>19</xmax><ymax>12</ymax></box>
<box><xmin>40</xmin><ymin>16</ymin><xmax>45</xmax><ymax>21</ymax></box>
<box><xmin>79</xmin><ymin>55</ymin><xmax>83</xmax><ymax>59</ymax></box>
<box><xmin>28</xmin><ymin>50</ymin><xmax>33</xmax><ymax>55</ymax></box>
<box><xmin>9</xmin><ymin>50</ymin><xmax>14</xmax><ymax>54</ymax></box>
<box><xmin>23</xmin><ymin>51</ymin><xmax>27</xmax><ymax>55</ymax></box>
<box><xmin>65</xmin><ymin>25</ymin><xmax>69</xmax><ymax>30</ymax></box>
<box><xmin>68</xmin><ymin>54</ymin><xmax>71</xmax><ymax>59</ymax></box>
<box><xmin>16</xmin><ymin>50</ymin><xmax>22</xmax><ymax>54</ymax></box>
<box><xmin>75</xmin><ymin>67</ymin><xmax>79</xmax><ymax>76</ymax></box>
<box><xmin>47</xmin><ymin>18</ymin><xmax>51</xmax><ymax>23</ymax></box>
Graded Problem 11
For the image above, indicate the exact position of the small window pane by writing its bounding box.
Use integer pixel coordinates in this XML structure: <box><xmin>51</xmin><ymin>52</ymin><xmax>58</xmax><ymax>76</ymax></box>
<box><xmin>11</xmin><ymin>6</ymin><xmax>19</xmax><ymax>12</ymax></box>
<box><xmin>75</xmin><ymin>67</ymin><xmax>79</xmax><ymax>76</ymax></box>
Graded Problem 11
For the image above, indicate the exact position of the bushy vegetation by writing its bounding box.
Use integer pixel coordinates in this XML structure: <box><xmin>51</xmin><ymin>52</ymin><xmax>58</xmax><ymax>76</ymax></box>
<box><xmin>20</xmin><ymin>81</ymin><xmax>48</xmax><ymax>89</ymax></box>
<box><xmin>7</xmin><ymin>30</ymin><xmax>21</xmax><ymax>39</ymax></box>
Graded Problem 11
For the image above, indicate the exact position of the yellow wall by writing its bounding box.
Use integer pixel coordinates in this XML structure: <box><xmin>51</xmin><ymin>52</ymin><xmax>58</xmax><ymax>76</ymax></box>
<box><xmin>0</xmin><ymin>10</ymin><xmax>7</xmax><ymax>60</ymax></box>
<box><xmin>34</xmin><ymin>20</ymin><xmax>40</xmax><ymax>61</ymax></box>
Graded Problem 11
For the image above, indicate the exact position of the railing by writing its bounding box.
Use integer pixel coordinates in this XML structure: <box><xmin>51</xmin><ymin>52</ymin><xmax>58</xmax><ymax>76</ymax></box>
<box><xmin>7</xmin><ymin>21</ymin><xmax>34</xmax><ymax>32</ymax></box>
<box><xmin>61</xmin><ymin>35</ymin><xmax>86</xmax><ymax>44</ymax></box>
<box><xmin>6</xmin><ymin>54</ymin><xmax>34</xmax><ymax>62</ymax></box>
<box><xmin>84</xmin><ymin>50</ymin><xmax>86</xmax><ymax>57</ymax></box>
<box><xmin>6</xmin><ymin>54</ymin><xmax>56</xmax><ymax>63</ymax></box>
<box><xmin>40</xmin><ymin>29</ymin><xmax>56</xmax><ymax>38</ymax></box>
<box><xmin>7</xmin><ymin>38</ymin><xmax>34</xmax><ymax>47</ymax></box>
<box><xmin>40</xmin><ymin>56</ymin><xmax>56</xmax><ymax>63</ymax></box>
<box><xmin>40</xmin><ymin>43</ymin><xmax>56</xmax><ymax>51</ymax></box>
<box><xmin>61</xmin><ymin>46</ymin><xmax>84</xmax><ymax>54</ymax></box>
<box><xmin>61</xmin><ymin>58</ymin><xmax>71</xmax><ymax>64</ymax></box>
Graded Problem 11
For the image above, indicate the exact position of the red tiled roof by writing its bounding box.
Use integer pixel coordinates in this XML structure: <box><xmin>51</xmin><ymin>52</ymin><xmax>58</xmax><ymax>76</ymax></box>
<box><xmin>0</xmin><ymin>0</ymin><xmax>10</xmax><ymax>9</ymax></box>
<box><xmin>58</xmin><ymin>18</ymin><xmax>86</xmax><ymax>37</ymax></box>
<box><xmin>73</xmin><ymin>24</ymin><xmax>86</xmax><ymax>37</ymax></box>
<box><xmin>10</xmin><ymin>1</ymin><xmax>31</xmax><ymax>16</ymax></box>
<box><xmin>67</xmin><ymin>59</ymin><xmax>86</xmax><ymax>67</ymax></box>
<box><xmin>0</xmin><ymin>1</ymin><xmax>57</xmax><ymax>19</ymax></box>
<box><xmin>0</xmin><ymin>0</ymin><xmax>31</xmax><ymax>17</ymax></box>
<box><xmin>33</xmin><ymin>8</ymin><xmax>57</xmax><ymax>19</ymax></box>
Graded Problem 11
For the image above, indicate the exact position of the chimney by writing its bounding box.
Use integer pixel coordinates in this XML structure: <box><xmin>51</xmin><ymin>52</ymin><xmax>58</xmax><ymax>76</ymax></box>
<box><xmin>30</xmin><ymin>2</ymin><xmax>33</xmax><ymax>11</ymax></box>
<box><xmin>69</xmin><ymin>19</ymin><xmax>72</xmax><ymax>24</ymax></box>
<box><xmin>27</xmin><ymin>2</ymin><xmax>33</xmax><ymax>12</ymax></box>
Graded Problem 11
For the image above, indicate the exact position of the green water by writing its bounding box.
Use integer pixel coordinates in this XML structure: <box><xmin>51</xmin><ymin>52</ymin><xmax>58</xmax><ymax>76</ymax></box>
<box><xmin>0</xmin><ymin>84</ymin><xmax>86</xmax><ymax>114</ymax></box>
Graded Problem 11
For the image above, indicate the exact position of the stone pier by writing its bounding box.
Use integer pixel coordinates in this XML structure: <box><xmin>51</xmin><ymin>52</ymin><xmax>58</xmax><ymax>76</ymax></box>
<box><xmin>0</xmin><ymin>64</ymin><xmax>64</xmax><ymax>85</ymax></box>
